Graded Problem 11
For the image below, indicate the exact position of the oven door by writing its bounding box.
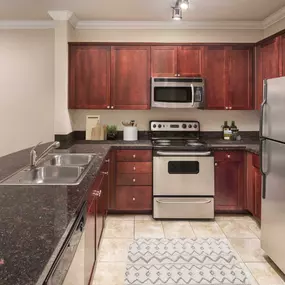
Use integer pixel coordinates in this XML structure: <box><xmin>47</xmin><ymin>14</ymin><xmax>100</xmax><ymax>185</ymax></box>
<box><xmin>151</xmin><ymin>80</ymin><xmax>204</xmax><ymax>109</ymax></box>
<box><xmin>153</xmin><ymin>152</ymin><xmax>214</xmax><ymax>196</ymax></box>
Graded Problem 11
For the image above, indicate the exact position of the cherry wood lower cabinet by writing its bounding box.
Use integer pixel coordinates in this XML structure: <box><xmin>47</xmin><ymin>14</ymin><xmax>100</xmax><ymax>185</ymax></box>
<box><xmin>85</xmin><ymin>154</ymin><xmax>110</xmax><ymax>284</ymax></box>
<box><xmin>214</xmin><ymin>151</ymin><xmax>245</xmax><ymax>211</ymax></box>
<box><xmin>246</xmin><ymin>153</ymin><xmax>262</xmax><ymax>220</ymax></box>
<box><xmin>109</xmin><ymin>149</ymin><xmax>153</xmax><ymax>212</ymax></box>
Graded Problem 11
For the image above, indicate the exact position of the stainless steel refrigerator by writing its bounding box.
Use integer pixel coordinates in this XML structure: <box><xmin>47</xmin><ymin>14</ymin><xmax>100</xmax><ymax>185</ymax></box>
<box><xmin>260</xmin><ymin>76</ymin><xmax>285</xmax><ymax>274</ymax></box>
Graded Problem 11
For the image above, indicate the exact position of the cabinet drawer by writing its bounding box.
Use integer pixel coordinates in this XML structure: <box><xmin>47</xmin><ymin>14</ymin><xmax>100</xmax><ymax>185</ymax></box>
<box><xmin>252</xmin><ymin>154</ymin><xmax>260</xmax><ymax>169</ymax></box>
<box><xmin>214</xmin><ymin>151</ymin><xmax>243</xmax><ymax>162</ymax></box>
<box><xmin>117</xmin><ymin>173</ymin><xmax>152</xmax><ymax>186</ymax></box>
<box><xmin>116</xmin><ymin>186</ymin><xmax>152</xmax><ymax>210</ymax></box>
<box><xmin>116</xmin><ymin>150</ymin><xmax>152</xmax><ymax>162</ymax></box>
<box><xmin>116</xmin><ymin>162</ymin><xmax>152</xmax><ymax>174</ymax></box>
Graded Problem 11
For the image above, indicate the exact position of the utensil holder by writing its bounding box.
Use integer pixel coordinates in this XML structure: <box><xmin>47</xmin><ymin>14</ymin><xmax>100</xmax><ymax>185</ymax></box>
<box><xmin>123</xmin><ymin>126</ymin><xmax>138</xmax><ymax>141</ymax></box>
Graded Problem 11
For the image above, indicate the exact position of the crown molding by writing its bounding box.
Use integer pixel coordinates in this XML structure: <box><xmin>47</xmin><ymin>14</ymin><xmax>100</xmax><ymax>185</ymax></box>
<box><xmin>263</xmin><ymin>6</ymin><xmax>285</xmax><ymax>29</ymax></box>
<box><xmin>0</xmin><ymin>20</ymin><xmax>55</xmax><ymax>29</ymax></box>
<box><xmin>76</xmin><ymin>20</ymin><xmax>263</xmax><ymax>30</ymax></box>
<box><xmin>48</xmin><ymin>10</ymin><xmax>74</xmax><ymax>21</ymax></box>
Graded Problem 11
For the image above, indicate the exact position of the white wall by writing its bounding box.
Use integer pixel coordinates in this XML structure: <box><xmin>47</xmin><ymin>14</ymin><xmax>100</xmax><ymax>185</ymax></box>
<box><xmin>0</xmin><ymin>30</ymin><xmax>54</xmax><ymax>157</ymax></box>
<box><xmin>74</xmin><ymin>28</ymin><xmax>263</xmax><ymax>43</ymax></box>
<box><xmin>70</xmin><ymin>109</ymin><xmax>260</xmax><ymax>131</ymax></box>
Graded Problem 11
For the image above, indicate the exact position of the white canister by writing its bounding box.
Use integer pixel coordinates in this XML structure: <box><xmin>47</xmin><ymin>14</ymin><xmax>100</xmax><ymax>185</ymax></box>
<box><xmin>123</xmin><ymin>126</ymin><xmax>138</xmax><ymax>141</ymax></box>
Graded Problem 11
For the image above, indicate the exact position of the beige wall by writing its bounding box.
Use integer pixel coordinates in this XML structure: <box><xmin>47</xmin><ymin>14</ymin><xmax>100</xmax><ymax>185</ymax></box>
<box><xmin>0</xmin><ymin>29</ymin><xmax>54</xmax><ymax>157</ymax></box>
<box><xmin>264</xmin><ymin>18</ymin><xmax>285</xmax><ymax>38</ymax></box>
<box><xmin>70</xmin><ymin>109</ymin><xmax>259</xmax><ymax>132</ymax></box>
<box><xmin>74</xmin><ymin>28</ymin><xmax>263</xmax><ymax>43</ymax></box>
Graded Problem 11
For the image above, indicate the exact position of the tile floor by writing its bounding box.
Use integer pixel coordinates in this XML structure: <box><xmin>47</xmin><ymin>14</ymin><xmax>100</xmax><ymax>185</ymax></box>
<box><xmin>92</xmin><ymin>214</ymin><xmax>285</xmax><ymax>285</ymax></box>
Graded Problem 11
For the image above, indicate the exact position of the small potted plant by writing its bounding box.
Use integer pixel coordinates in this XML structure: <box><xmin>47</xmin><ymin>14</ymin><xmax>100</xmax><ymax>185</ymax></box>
<box><xmin>106</xmin><ymin>125</ymin><xmax>118</xmax><ymax>140</ymax></box>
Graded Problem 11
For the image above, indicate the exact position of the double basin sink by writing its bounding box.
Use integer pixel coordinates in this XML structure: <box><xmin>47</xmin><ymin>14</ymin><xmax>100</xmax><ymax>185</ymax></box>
<box><xmin>1</xmin><ymin>154</ymin><xmax>94</xmax><ymax>185</ymax></box>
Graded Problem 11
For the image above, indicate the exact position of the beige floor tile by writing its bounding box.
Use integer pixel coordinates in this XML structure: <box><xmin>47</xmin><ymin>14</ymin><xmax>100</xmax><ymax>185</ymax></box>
<box><xmin>92</xmin><ymin>262</ymin><xmax>126</xmax><ymax>285</ymax></box>
<box><xmin>135</xmin><ymin>215</ymin><xmax>154</xmax><ymax>221</ymax></box>
<box><xmin>247</xmin><ymin>221</ymin><xmax>261</xmax><ymax>239</ymax></box>
<box><xmin>98</xmin><ymin>238</ymin><xmax>132</xmax><ymax>262</ymax></box>
<box><xmin>190</xmin><ymin>221</ymin><xmax>225</xmax><ymax>238</ymax></box>
<box><xmin>217</xmin><ymin>220</ymin><xmax>257</xmax><ymax>238</ymax></box>
<box><xmin>246</xmin><ymin>262</ymin><xmax>285</xmax><ymax>285</ymax></box>
<box><xmin>162</xmin><ymin>221</ymin><xmax>196</xmax><ymax>238</ymax></box>
<box><xmin>104</xmin><ymin>220</ymin><xmax>134</xmax><ymax>238</ymax></box>
<box><xmin>229</xmin><ymin>238</ymin><xmax>266</xmax><ymax>262</ymax></box>
<box><xmin>106</xmin><ymin>214</ymin><xmax>135</xmax><ymax>221</ymax></box>
<box><xmin>215</xmin><ymin>214</ymin><xmax>255</xmax><ymax>222</ymax></box>
<box><xmin>135</xmin><ymin>221</ymin><xmax>164</xmax><ymax>238</ymax></box>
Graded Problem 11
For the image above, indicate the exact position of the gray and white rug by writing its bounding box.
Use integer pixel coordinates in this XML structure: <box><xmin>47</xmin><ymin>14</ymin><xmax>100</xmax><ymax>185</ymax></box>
<box><xmin>125</xmin><ymin>238</ymin><xmax>251</xmax><ymax>285</ymax></box>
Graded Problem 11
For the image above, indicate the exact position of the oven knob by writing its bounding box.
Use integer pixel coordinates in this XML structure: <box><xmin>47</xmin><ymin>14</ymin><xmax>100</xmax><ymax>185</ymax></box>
<box><xmin>153</xmin><ymin>124</ymin><xmax>156</xmax><ymax>129</ymax></box>
<box><xmin>182</xmin><ymin>124</ymin><xmax>187</xmax><ymax>129</ymax></box>
<box><xmin>188</xmin><ymin>124</ymin><xmax>192</xmax><ymax>128</ymax></box>
<box><xmin>193</xmin><ymin>124</ymin><xmax>198</xmax><ymax>129</ymax></box>
<box><xmin>158</xmin><ymin>124</ymin><xmax>162</xmax><ymax>128</ymax></box>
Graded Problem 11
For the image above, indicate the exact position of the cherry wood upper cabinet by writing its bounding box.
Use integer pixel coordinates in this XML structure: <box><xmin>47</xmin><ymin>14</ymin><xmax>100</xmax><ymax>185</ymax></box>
<box><xmin>204</xmin><ymin>46</ymin><xmax>227</xmax><ymax>109</ymax></box>
<box><xmin>228</xmin><ymin>47</ymin><xmax>253</xmax><ymax>110</ymax></box>
<box><xmin>69</xmin><ymin>45</ymin><xmax>111</xmax><ymax>109</ymax></box>
<box><xmin>111</xmin><ymin>46</ymin><xmax>151</xmax><ymax>110</ymax></box>
<box><xmin>214</xmin><ymin>151</ymin><xmax>244</xmax><ymax>211</ymax></box>
<box><xmin>151</xmin><ymin>46</ymin><xmax>178</xmax><ymax>77</ymax></box>
<box><xmin>280</xmin><ymin>34</ymin><xmax>285</xmax><ymax>76</ymax></box>
<box><xmin>177</xmin><ymin>46</ymin><xmax>204</xmax><ymax>76</ymax></box>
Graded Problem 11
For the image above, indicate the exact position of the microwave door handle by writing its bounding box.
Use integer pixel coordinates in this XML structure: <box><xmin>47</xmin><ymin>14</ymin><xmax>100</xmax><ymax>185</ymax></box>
<box><xmin>191</xmin><ymin>84</ymin><xmax>195</xmax><ymax>106</ymax></box>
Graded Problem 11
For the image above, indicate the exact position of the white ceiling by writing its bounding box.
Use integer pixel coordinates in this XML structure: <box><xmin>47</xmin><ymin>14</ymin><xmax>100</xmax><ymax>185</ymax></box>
<box><xmin>0</xmin><ymin>0</ymin><xmax>285</xmax><ymax>22</ymax></box>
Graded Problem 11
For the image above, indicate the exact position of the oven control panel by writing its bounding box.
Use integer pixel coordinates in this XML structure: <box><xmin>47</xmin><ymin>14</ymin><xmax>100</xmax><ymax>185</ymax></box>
<box><xmin>150</xmin><ymin>121</ymin><xmax>200</xmax><ymax>131</ymax></box>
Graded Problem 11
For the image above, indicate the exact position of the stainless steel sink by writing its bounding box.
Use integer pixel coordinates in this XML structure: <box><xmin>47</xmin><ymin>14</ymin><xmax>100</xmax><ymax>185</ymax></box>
<box><xmin>1</xmin><ymin>166</ymin><xmax>85</xmax><ymax>185</ymax></box>
<box><xmin>43</xmin><ymin>154</ymin><xmax>94</xmax><ymax>167</ymax></box>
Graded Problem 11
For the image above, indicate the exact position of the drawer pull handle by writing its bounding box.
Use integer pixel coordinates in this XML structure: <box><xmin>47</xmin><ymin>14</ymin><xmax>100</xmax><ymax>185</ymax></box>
<box><xmin>227</xmin><ymin>154</ymin><xmax>231</xmax><ymax>158</ymax></box>
<box><xmin>105</xmin><ymin>159</ymin><xmax>110</xmax><ymax>163</ymax></box>
<box><xmin>132</xmin><ymin>197</ymin><xmax>136</xmax><ymax>201</ymax></box>
<box><xmin>133</xmin><ymin>154</ymin><xmax>136</xmax><ymax>158</ymax></box>
<box><xmin>133</xmin><ymin>178</ymin><xmax>136</xmax><ymax>182</ymax></box>
<box><xmin>156</xmin><ymin>199</ymin><xmax>212</xmax><ymax>204</ymax></box>
<box><xmin>215</xmin><ymin>163</ymin><xmax>218</xmax><ymax>166</ymax></box>
<box><xmin>133</xmin><ymin>166</ymin><xmax>136</xmax><ymax>171</ymax></box>
<box><xmin>94</xmin><ymin>190</ymin><xmax>102</xmax><ymax>197</ymax></box>
<box><xmin>101</xmin><ymin>171</ymin><xmax>108</xmax><ymax>175</ymax></box>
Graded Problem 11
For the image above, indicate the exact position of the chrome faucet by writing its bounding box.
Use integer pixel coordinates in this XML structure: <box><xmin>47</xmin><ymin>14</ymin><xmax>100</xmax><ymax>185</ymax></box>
<box><xmin>30</xmin><ymin>141</ymin><xmax>60</xmax><ymax>168</ymax></box>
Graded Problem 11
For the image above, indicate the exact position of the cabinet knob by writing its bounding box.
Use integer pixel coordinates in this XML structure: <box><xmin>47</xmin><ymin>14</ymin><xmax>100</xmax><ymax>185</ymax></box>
<box><xmin>177</xmin><ymin>74</ymin><xmax>181</xmax><ymax>77</ymax></box>
<box><xmin>132</xmin><ymin>197</ymin><xmax>136</xmax><ymax>201</ymax></box>
<box><xmin>133</xmin><ymin>154</ymin><xmax>136</xmax><ymax>158</ymax></box>
<box><xmin>107</xmin><ymin>106</ymin><xmax>110</xmax><ymax>109</ymax></box>
<box><xmin>229</xmin><ymin>106</ymin><xmax>232</xmax><ymax>110</ymax></box>
<box><xmin>133</xmin><ymin>166</ymin><xmax>136</xmax><ymax>171</ymax></box>
<box><xmin>225</xmin><ymin>107</ymin><xmax>229</xmax><ymax>110</ymax></box>
<box><xmin>93</xmin><ymin>190</ymin><xmax>102</xmax><ymax>197</ymax></box>
<box><xmin>111</xmin><ymin>106</ymin><xmax>114</xmax><ymax>109</ymax></box>
<box><xmin>175</xmin><ymin>74</ymin><xmax>177</xmax><ymax>77</ymax></box>
<box><xmin>133</xmin><ymin>178</ymin><xmax>136</xmax><ymax>183</ymax></box>
<box><xmin>227</xmin><ymin>154</ymin><xmax>231</xmax><ymax>158</ymax></box>
<box><xmin>105</xmin><ymin>159</ymin><xmax>110</xmax><ymax>163</ymax></box>
<box><xmin>215</xmin><ymin>163</ymin><xmax>218</xmax><ymax>166</ymax></box>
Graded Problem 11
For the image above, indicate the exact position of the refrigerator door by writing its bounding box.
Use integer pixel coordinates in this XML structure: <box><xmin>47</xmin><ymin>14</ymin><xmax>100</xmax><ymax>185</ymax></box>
<box><xmin>261</xmin><ymin>77</ymin><xmax>285</xmax><ymax>142</ymax></box>
<box><xmin>261</xmin><ymin>139</ymin><xmax>285</xmax><ymax>274</ymax></box>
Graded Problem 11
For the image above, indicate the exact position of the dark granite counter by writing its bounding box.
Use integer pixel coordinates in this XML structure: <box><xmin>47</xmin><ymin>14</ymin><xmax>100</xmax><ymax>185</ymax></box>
<box><xmin>0</xmin><ymin>138</ymin><xmax>259</xmax><ymax>285</ymax></box>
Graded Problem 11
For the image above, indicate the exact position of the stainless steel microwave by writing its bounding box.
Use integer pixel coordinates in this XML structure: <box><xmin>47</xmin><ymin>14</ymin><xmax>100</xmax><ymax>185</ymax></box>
<box><xmin>151</xmin><ymin>77</ymin><xmax>205</xmax><ymax>109</ymax></box>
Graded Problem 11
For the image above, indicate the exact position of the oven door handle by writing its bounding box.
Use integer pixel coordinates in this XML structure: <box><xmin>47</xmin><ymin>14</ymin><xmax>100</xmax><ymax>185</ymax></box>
<box><xmin>156</xmin><ymin>151</ymin><xmax>211</xmax><ymax>156</ymax></box>
<box><xmin>191</xmin><ymin>84</ymin><xmax>195</xmax><ymax>106</ymax></box>
<box><xmin>156</xmin><ymin>199</ymin><xmax>212</xmax><ymax>204</ymax></box>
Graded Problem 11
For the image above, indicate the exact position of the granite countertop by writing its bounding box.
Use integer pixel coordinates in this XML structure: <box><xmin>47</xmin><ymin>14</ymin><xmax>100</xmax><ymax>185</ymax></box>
<box><xmin>0</xmin><ymin>138</ymin><xmax>259</xmax><ymax>285</ymax></box>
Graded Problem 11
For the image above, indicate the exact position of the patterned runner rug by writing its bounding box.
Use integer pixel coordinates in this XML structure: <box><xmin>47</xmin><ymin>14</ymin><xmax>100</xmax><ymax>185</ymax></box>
<box><xmin>125</xmin><ymin>238</ymin><xmax>251</xmax><ymax>285</ymax></box>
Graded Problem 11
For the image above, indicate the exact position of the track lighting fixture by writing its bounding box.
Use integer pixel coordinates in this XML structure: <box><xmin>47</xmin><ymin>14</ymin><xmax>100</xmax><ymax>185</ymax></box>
<box><xmin>172</xmin><ymin>6</ymin><xmax>182</xmax><ymax>20</ymax></box>
<box><xmin>180</xmin><ymin>0</ymin><xmax>189</xmax><ymax>10</ymax></box>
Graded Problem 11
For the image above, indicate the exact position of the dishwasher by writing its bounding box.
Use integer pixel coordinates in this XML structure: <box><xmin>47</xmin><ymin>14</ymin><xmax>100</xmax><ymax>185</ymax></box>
<box><xmin>44</xmin><ymin>202</ymin><xmax>86</xmax><ymax>285</ymax></box>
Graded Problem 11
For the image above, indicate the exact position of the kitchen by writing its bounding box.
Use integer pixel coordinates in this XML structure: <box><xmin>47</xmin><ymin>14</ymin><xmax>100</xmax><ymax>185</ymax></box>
<box><xmin>0</xmin><ymin>0</ymin><xmax>285</xmax><ymax>285</ymax></box>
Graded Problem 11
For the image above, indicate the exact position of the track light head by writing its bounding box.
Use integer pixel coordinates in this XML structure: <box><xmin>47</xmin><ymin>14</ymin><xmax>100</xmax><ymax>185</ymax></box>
<box><xmin>172</xmin><ymin>7</ymin><xmax>182</xmax><ymax>20</ymax></box>
<box><xmin>180</xmin><ymin>0</ymin><xmax>189</xmax><ymax>10</ymax></box>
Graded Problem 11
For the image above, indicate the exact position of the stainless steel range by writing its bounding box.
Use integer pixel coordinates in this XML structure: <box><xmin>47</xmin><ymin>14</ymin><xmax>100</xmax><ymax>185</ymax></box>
<box><xmin>151</xmin><ymin>120</ymin><xmax>215</xmax><ymax>219</ymax></box>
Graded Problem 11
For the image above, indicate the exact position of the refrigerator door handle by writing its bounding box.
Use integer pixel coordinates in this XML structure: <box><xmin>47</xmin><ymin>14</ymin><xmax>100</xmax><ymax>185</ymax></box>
<box><xmin>260</xmin><ymin>138</ymin><xmax>267</xmax><ymax>199</ymax></box>
<box><xmin>259</xmin><ymin>80</ymin><xmax>267</xmax><ymax>138</ymax></box>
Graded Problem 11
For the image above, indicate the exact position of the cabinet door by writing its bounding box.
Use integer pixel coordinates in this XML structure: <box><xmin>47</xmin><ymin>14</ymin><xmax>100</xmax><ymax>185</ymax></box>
<box><xmin>204</xmin><ymin>46</ymin><xmax>227</xmax><ymax>109</ymax></box>
<box><xmin>214</xmin><ymin>152</ymin><xmax>244</xmax><ymax>211</ymax></box>
<box><xmin>280</xmin><ymin>35</ymin><xmax>285</xmax><ymax>76</ymax></box>
<box><xmin>228</xmin><ymin>47</ymin><xmax>253</xmax><ymax>110</ymax></box>
<box><xmin>151</xmin><ymin>46</ymin><xmax>177</xmax><ymax>76</ymax></box>
<box><xmin>177</xmin><ymin>46</ymin><xmax>204</xmax><ymax>76</ymax></box>
<box><xmin>111</xmin><ymin>46</ymin><xmax>150</xmax><ymax>110</ymax></box>
<box><xmin>85</xmin><ymin>190</ymin><xmax>96</xmax><ymax>285</ymax></box>
<box><xmin>253</xmin><ymin>167</ymin><xmax>262</xmax><ymax>220</ymax></box>
<box><xmin>69</xmin><ymin>45</ymin><xmax>111</xmax><ymax>109</ymax></box>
